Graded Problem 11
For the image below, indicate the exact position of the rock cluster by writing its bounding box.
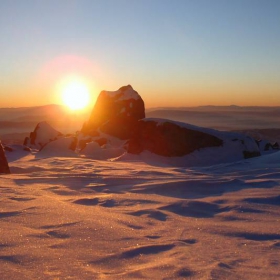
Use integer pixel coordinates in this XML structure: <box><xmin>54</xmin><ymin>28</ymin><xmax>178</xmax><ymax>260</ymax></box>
<box><xmin>23</xmin><ymin>85</ymin><xmax>261</xmax><ymax>161</ymax></box>
<box><xmin>79</xmin><ymin>85</ymin><xmax>260</xmax><ymax>159</ymax></box>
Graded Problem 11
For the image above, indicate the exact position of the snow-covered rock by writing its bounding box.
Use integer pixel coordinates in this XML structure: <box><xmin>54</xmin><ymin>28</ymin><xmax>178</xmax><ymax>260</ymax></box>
<box><xmin>127</xmin><ymin>119</ymin><xmax>223</xmax><ymax>156</ymax></box>
<box><xmin>79</xmin><ymin>82</ymin><xmax>261</xmax><ymax>165</ymax></box>
<box><xmin>16</xmin><ymin>87</ymin><xmax>262</xmax><ymax>167</ymax></box>
<box><xmin>126</xmin><ymin>118</ymin><xmax>260</xmax><ymax>164</ymax></box>
<box><xmin>0</xmin><ymin>140</ymin><xmax>10</xmax><ymax>173</ymax></box>
<box><xmin>24</xmin><ymin>121</ymin><xmax>63</xmax><ymax>149</ymax></box>
<box><xmin>81</xmin><ymin>85</ymin><xmax>145</xmax><ymax>139</ymax></box>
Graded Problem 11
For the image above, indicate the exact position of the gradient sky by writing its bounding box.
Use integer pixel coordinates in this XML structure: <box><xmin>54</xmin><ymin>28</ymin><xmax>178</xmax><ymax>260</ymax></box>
<box><xmin>0</xmin><ymin>0</ymin><xmax>280</xmax><ymax>108</ymax></box>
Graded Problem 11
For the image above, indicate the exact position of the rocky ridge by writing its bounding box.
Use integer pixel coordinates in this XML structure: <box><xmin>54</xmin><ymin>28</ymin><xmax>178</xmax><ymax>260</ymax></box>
<box><xmin>21</xmin><ymin>85</ymin><xmax>262</xmax><ymax>164</ymax></box>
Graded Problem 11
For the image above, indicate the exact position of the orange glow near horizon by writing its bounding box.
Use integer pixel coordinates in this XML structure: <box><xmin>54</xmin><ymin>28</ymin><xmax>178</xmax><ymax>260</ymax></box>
<box><xmin>0</xmin><ymin>52</ymin><xmax>279</xmax><ymax>109</ymax></box>
<box><xmin>1</xmin><ymin>80</ymin><xmax>279</xmax><ymax>109</ymax></box>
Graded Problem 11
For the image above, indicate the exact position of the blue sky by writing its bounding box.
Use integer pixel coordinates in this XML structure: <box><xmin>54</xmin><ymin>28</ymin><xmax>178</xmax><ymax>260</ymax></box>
<box><xmin>0</xmin><ymin>0</ymin><xmax>279</xmax><ymax>107</ymax></box>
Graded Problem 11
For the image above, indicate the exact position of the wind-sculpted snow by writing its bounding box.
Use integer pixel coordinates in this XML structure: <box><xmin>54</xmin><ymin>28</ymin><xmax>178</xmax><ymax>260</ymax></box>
<box><xmin>1</xmin><ymin>150</ymin><xmax>280</xmax><ymax>279</ymax></box>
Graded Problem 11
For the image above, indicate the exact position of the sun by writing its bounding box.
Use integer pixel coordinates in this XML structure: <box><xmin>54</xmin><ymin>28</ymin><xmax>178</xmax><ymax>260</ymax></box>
<box><xmin>61</xmin><ymin>80</ymin><xmax>90</xmax><ymax>110</ymax></box>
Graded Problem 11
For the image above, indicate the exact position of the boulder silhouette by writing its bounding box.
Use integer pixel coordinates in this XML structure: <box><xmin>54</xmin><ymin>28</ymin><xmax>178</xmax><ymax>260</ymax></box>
<box><xmin>0</xmin><ymin>140</ymin><xmax>10</xmax><ymax>174</ymax></box>
<box><xmin>82</xmin><ymin>85</ymin><xmax>145</xmax><ymax>139</ymax></box>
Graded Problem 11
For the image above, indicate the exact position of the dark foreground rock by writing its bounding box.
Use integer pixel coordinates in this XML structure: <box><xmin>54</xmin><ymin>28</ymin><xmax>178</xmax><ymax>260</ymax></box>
<box><xmin>0</xmin><ymin>140</ymin><xmax>10</xmax><ymax>174</ymax></box>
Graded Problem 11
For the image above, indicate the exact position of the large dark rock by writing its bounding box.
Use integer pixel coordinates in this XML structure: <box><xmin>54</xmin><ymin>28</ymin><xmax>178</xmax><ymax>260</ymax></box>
<box><xmin>0</xmin><ymin>141</ymin><xmax>10</xmax><ymax>174</ymax></box>
<box><xmin>82</xmin><ymin>85</ymin><xmax>145</xmax><ymax>139</ymax></box>
<box><xmin>126</xmin><ymin>120</ymin><xmax>223</xmax><ymax>157</ymax></box>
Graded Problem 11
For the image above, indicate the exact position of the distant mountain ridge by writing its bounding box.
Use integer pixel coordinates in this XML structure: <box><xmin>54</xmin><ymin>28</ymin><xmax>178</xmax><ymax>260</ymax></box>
<box><xmin>146</xmin><ymin>105</ymin><xmax>280</xmax><ymax>112</ymax></box>
<box><xmin>146</xmin><ymin>106</ymin><xmax>280</xmax><ymax>131</ymax></box>
<box><xmin>0</xmin><ymin>104</ymin><xmax>90</xmax><ymax>143</ymax></box>
<box><xmin>1</xmin><ymin>104</ymin><xmax>280</xmax><ymax>143</ymax></box>
<box><xmin>0</xmin><ymin>104</ymin><xmax>72</xmax><ymax>121</ymax></box>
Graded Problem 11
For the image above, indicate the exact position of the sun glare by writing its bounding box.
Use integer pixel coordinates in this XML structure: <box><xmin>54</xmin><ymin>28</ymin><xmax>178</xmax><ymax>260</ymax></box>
<box><xmin>61</xmin><ymin>80</ymin><xmax>90</xmax><ymax>110</ymax></box>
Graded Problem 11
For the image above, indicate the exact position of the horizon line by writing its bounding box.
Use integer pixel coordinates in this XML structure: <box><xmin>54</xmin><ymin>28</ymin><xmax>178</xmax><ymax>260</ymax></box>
<box><xmin>1</xmin><ymin>103</ymin><xmax>280</xmax><ymax>110</ymax></box>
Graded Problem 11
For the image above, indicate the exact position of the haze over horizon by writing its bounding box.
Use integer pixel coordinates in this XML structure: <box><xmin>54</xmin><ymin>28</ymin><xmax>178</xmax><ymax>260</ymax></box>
<box><xmin>1</xmin><ymin>0</ymin><xmax>280</xmax><ymax>109</ymax></box>
<box><xmin>1</xmin><ymin>103</ymin><xmax>280</xmax><ymax>111</ymax></box>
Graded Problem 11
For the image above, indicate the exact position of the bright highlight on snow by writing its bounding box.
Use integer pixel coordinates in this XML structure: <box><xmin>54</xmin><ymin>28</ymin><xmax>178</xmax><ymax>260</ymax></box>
<box><xmin>61</xmin><ymin>80</ymin><xmax>90</xmax><ymax>110</ymax></box>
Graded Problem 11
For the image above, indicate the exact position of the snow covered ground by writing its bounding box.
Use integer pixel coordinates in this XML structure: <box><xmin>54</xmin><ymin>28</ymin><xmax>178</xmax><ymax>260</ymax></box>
<box><xmin>1</xmin><ymin>147</ymin><xmax>280</xmax><ymax>279</ymax></box>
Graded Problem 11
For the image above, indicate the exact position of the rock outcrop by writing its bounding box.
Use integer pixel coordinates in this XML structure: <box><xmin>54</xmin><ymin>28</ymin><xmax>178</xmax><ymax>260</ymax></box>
<box><xmin>256</xmin><ymin>139</ymin><xmax>280</xmax><ymax>152</ymax></box>
<box><xmin>0</xmin><ymin>140</ymin><xmax>10</xmax><ymax>174</ymax></box>
<box><xmin>23</xmin><ymin>121</ymin><xmax>79</xmax><ymax>155</ymax></box>
<box><xmin>24</xmin><ymin>121</ymin><xmax>63</xmax><ymax>149</ymax></box>
<box><xmin>79</xmin><ymin>85</ymin><xmax>261</xmax><ymax>161</ymax></box>
<box><xmin>272</xmin><ymin>142</ymin><xmax>279</xmax><ymax>149</ymax></box>
<box><xmin>125</xmin><ymin>118</ymin><xmax>260</xmax><ymax>163</ymax></box>
<box><xmin>126</xmin><ymin>119</ymin><xmax>224</xmax><ymax>157</ymax></box>
<box><xmin>82</xmin><ymin>85</ymin><xmax>145</xmax><ymax>139</ymax></box>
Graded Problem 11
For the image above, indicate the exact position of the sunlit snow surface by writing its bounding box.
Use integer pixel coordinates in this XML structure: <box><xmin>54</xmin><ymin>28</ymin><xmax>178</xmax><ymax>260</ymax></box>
<box><xmin>1</xmin><ymin>149</ymin><xmax>280</xmax><ymax>279</ymax></box>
